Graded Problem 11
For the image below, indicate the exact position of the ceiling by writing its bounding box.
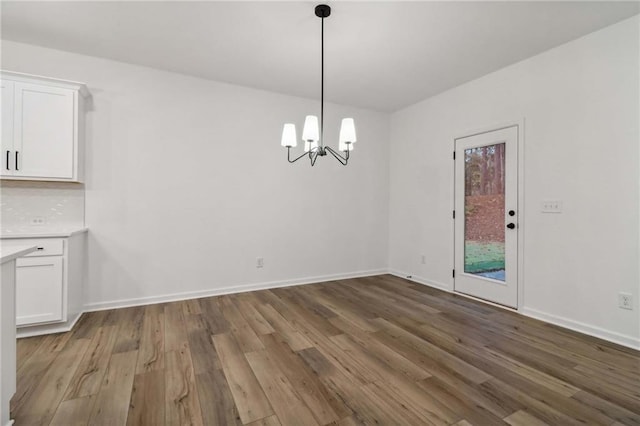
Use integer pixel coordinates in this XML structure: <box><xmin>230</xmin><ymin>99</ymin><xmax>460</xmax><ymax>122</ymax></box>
<box><xmin>2</xmin><ymin>1</ymin><xmax>638</xmax><ymax>112</ymax></box>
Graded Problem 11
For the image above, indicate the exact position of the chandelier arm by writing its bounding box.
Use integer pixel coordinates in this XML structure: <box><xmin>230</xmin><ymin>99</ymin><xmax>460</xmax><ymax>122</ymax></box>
<box><xmin>325</xmin><ymin>146</ymin><xmax>349</xmax><ymax>166</ymax></box>
<box><xmin>287</xmin><ymin>147</ymin><xmax>311</xmax><ymax>163</ymax></box>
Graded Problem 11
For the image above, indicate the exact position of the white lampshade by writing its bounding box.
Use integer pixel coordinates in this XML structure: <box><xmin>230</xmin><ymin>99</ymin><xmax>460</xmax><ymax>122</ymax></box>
<box><xmin>304</xmin><ymin>140</ymin><xmax>319</xmax><ymax>153</ymax></box>
<box><xmin>339</xmin><ymin>140</ymin><xmax>354</xmax><ymax>152</ymax></box>
<box><xmin>281</xmin><ymin>123</ymin><xmax>297</xmax><ymax>147</ymax></box>
<box><xmin>302</xmin><ymin>115</ymin><xmax>320</xmax><ymax>143</ymax></box>
<box><xmin>339</xmin><ymin>118</ymin><xmax>357</xmax><ymax>145</ymax></box>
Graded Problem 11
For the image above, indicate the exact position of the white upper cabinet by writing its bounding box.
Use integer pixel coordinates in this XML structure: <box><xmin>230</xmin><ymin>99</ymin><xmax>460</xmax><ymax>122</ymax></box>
<box><xmin>1</xmin><ymin>71</ymin><xmax>89</xmax><ymax>182</ymax></box>
<box><xmin>1</xmin><ymin>81</ymin><xmax>14</xmax><ymax>172</ymax></box>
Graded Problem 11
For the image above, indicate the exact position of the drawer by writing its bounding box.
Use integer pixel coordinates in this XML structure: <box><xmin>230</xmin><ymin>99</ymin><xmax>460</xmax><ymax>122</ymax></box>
<box><xmin>2</xmin><ymin>238</ymin><xmax>64</xmax><ymax>257</ymax></box>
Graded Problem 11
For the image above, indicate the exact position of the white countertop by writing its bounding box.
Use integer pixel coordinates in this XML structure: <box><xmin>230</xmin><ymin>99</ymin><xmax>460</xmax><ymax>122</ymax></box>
<box><xmin>0</xmin><ymin>227</ymin><xmax>88</xmax><ymax>239</ymax></box>
<box><xmin>0</xmin><ymin>245</ymin><xmax>37</xmax><ymax>264</ymax></box>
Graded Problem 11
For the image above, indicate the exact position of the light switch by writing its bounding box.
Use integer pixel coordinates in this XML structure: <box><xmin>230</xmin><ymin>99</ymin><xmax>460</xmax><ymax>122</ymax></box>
<box><xmin>541</xmin><ymin>200</ymin><xmax>562</xmax><ymax>213</ymax></box>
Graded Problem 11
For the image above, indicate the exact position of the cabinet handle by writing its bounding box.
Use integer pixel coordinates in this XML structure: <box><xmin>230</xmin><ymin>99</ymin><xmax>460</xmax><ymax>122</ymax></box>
<box><xmin>5</xmin><ymin>151</ymin><xmax>9</xmax><ymax>170</ymax></box>
<box><xmin>15</xmin><ymin>151</ymin><xmax>19</xmax><ymax>171</ymax></box>
<box><xmin>36</xmin><ymin>247</ymin><xmax>44</xmax><ymax>250</ymax></box>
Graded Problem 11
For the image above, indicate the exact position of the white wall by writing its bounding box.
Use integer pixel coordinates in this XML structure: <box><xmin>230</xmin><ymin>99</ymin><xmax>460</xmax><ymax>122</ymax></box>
<box><xmin>1</xmin><ymin>41</ymin><xmax>390</xmax><ymax>308</ymax></box>
<box><xmin>389</xmin><ymin>16</ymin><xmax>640</xmax><ymax>347</ymax></box>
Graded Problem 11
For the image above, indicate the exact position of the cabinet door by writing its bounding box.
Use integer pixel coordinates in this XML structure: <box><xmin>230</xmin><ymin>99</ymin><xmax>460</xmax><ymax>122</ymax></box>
<box><xmin>1</xmin><ymin>80</ymin><xmax>14</xmax><ymax>175</ymax></box>
<box><xmin>13</xmin><ymin>83</ymin><xmax>75</xmax><ymax>179</ymax></box>
<box><xmin>15</xmin><ymin>256</ymin><xmax>64</xmax><ymax>326</ymax></box>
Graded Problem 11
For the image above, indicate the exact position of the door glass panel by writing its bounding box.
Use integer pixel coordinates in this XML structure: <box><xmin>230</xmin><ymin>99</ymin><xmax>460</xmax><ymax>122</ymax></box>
<box><xmin>464</xmin><ymin>143</ymin><xmax>505</xmax><ymax>281</ymax></box>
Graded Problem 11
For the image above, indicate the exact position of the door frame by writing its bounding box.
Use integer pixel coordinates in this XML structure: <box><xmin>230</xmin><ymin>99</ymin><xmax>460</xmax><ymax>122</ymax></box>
<box><xmin>452</xmin><ymin>119</ymin><xmax>525</xmax><ymax>311</ymax></box>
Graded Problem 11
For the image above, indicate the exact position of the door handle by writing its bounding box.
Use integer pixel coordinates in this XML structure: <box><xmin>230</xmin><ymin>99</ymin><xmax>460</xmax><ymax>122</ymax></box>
<box><xmin>5</xmin><ymin>151</ymin><xmax>9</xmax><ymax>170</ymax></box>
<box><xmin>15</xmin><ymin>151</ymin><xmax>19</xmax><ymax>171</ymax></box>
<box><xmin>506</xmin><ymin>223</ymin><xmax>516</xmax><ymax>229</ymax></box>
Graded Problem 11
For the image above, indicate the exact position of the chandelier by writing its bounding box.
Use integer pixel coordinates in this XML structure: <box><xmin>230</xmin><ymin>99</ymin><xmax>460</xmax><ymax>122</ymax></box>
<box><xmin>280</xmin><ymin>4</ymin><xmax>357</xmax><ymax>166</ymax></box>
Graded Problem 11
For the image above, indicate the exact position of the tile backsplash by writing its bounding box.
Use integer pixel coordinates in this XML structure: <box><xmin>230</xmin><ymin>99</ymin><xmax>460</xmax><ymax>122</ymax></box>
<box><xmin>0</xmin><ymin>180</ymin><xmax>85</xmax><ymax>233</ymax></box>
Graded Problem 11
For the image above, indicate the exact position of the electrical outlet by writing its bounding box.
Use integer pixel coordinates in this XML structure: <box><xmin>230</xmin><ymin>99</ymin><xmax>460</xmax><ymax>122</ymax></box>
<box><xmin>256</xmin><ymin>257</ymin><xmax>264</xmax><ymax>268</ymax></box>
<box><xmin>541</xmin><ymin>200</ymin><xmax>562</xmax><ymax>213</ymax></box>
<box><xmin>618</xmin><ymin>293</ymin><xmax>633</xmax><ymax>310</ymax></box>
<box><xmin>421</xmin><ymin>254</ymin><xmax>426</xmax><ymax>265</ymax></box>
<box><xmin>30</xmin><ymin>216</ymin><xmax>46</xmax><ymax>226</ymax></box>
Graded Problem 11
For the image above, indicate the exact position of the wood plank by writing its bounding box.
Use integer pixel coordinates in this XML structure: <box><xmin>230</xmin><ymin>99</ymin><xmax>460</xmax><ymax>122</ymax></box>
<box><xmin>183</xmin><ymin>298</ymin><xmax>202</xmax><ymax>315</ymax></box>
<box><xmin>372</xmin><ymin>318</ymin><xmax>492</xmax><ymax>384</ymax></box>
<box><xmin>482</xmin><ymin>346</ymin><xmax>580</xmax><ymax>397</ymax></box>
<box><xmin>112</xmin><ymin>306</ymin><xmax>145</xmax><ymax>353</ymax></box>
<box><xmin>504</xmin><ymin>410</ymin><xmax>549</xmax><ymax>426</ymax></box>
<box><xmin>88</xmin><ymin>350</ymin><xmax>138</xmax><ymax>426</ymax></box>
<box><xmin>13</xmin><ymin>338</ymin><xmax>91</xmax><ymax>426</ymax></box>
<box><xmin>12</xmin><ymin>346</ymin><xmax>59</xmax><ymax>414</ymax></box>
<box><xmin>359</xmin><ymin>381</ymin><xmax>439</xmax><ymax>426</ymax></box>
<box><xmin>198</xmin><ymin>297</ymin><xmax>230</xmax><ymax>334</ymax></box>
<box><xmin>420</xmin><ymin>371</ymin><xmax>523</xmax><ymax>421</ymax></box>
<box><xmin>165</xmin><ymin>302</ymin><xmax>189</xmax><ymax>352</ymax></box>
<box><xmin>233</xmin><ymin>296</ymin><xmax>276</xmax><ymax>335</ymax></box>
<box><xmin>220</xmin><ymin>295</ymin><xmax>265</xmax><ymax>352</ymax></box>
<box><xmin>452</xmin><ymin>421</ymin><xmax>474</xmax><ymax>426</ymax></box>
<box><xmin>64</xmin><ymin>326</ymin><xmax>118</xmax><ymax>400</ymax></box>
<box><xmin>212</xmin><ymin>333</ymin><xmax>274</xmax><ymax>424</ymax></box>
<box><xmin>255</xmin><ymin>303</ymin><xmax>313</xmax><ymax>351</ymax></box>
<box><xmin>16</xmin><ymin>336</ymin><xmax>44</xmax><ymax>370</ymax></box>
<box><xmin>246</xmin><ymin>415</ymin><xmax>282</xmax><ymax>426</ymax></box>
<box><xmin>195</xmin><ymin>369</ymin><xmax>242</xmax><ymax>426</ymax></box>
<box><xmin>570</xmin><ymin>390</ymin><xmax>640</xmax><ymax>425</ymax></box>
<box><xmin>50</xmin><ymin>395</ymin><xmax>96</xmax><ymax>426</ymax></box>
<box><xmin>308</xmin><ymin>288</ymin><xmax>379</xmax><ymax>333</ymax></box>
<box><xmin>480</xmin><ymin>378</ymin><xmax>586</xmax><ymax>426</ymax></box>
<box><xmin>297</xmin><ymin>347</ymin><xmax>399</xmax><ymax>425</ymax></box>
<box><xmin>329</xmin><ymin>316</ymin><xmax>431</xmax><ymax>381</ymax></box>
<box><xmin>127</xmin><ymin>370</ymin><xmax>165</xmax><ymax>426</ymax></box>
<box><xmin>136</xmin><ymin>303</ymin><xmax>165</xmax><ymax>373</ymax></box>
<box><xmin>245</xmin><ymin>349</ymin><xmax>320</xmax><ymax>426</ymax></box>
<box><xmin>165</xmin><ymin>345</ymin><xmax>204</xmax><ymax>426</ymax></box>
<box><xmin>338</xmin><ymin>415</ymin><xmax>365</xmax><ymax>426</ymax></box>
<box><xmin>260</xmin><ymin>332</ymin><xmax>343</xmax><ymax>423</ymax></box>
<box><xmin>415</xmin><ymin>377</ymin><xmax>509</xmax><ymax>425</ymax></box>
<box><xmin>186</xmin><ymin>318</ymin><xmax>222</xmax><ymax>374</ymax></box>
<box><xmin>70</xmin><ymin>311</ymin><xmax>106</xmax><ymax>340</ymax></box>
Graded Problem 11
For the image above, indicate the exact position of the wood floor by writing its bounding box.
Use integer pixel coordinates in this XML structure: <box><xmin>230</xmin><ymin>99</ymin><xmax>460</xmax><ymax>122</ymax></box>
<box><xmin>11</xmin><ymin>275</ymin><xmax>640</xmax><ymax>426</ymax></box>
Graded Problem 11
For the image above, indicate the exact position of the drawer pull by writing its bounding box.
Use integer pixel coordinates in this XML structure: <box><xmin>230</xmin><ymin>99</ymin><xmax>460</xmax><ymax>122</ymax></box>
<box><xmin>36</xmin><ymin>247</ymin><xmax>44</xmax><ymax>250</ymax></box>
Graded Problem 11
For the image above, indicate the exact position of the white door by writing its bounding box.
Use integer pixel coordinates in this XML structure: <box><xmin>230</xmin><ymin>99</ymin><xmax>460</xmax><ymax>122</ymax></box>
<box><xmin>15</xmin><ymin>256</ymin><xmax>64</xmax><ymax>325</ymax></box>
<box><xmin>1</xmin><ymin>80</ymin><xmax>14</xmax><ymax>174</ymax></box>
<box><xmin>454</xmin><ymin>126</ymin><xmax>519</xmax><ymax>308</ymax></box>
<box><xmin>13</xmin><ymin>82</ymin><xmax>75</xmax><ymax>179</ymax></box>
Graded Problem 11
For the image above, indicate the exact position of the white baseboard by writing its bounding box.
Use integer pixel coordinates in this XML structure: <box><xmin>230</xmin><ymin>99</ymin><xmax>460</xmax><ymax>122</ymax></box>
<box><xmin>388</xmin><ymin>270</ymin><xmax>639</xmax><ymax>351</ymax></box>
<box><xmin>27</xmin><ymin>267</ymin><xmax>639</xmax><ymax>351</ymax></box>
<box><xmin>16</xmin><ymin>311</ymin><xmax>82</xmax><ymax>338</ymax></box>
<box><xmin>387</xmin><ymin>269</ymin><xmax>452</xmax><ymax>292</ymax></box>
<box><xmin>521</xmin><ymin>307</ymin><xmax>640</xmax><ymax>351</ymax></box>
<box><xmin>83</xmin><ymin>269</ymin><xmax>388</xmax><ymax>312</ymax></box>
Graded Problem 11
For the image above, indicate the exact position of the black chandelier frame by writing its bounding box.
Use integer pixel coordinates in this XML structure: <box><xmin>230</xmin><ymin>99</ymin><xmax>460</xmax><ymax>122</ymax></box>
<box><xmin>286</xmin><ymin>4</ymin><xmax>352</xmax><ymax>166</ymax></box>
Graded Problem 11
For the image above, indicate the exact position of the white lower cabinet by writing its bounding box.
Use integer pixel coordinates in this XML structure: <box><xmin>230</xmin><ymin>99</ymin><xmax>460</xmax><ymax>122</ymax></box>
<box><xmin>16</xmin><ymin>256</ymin><xmax>64</xmax><ymax>326</ymax></box>
<box><xmin>1</xmin><ymin>232</ymin><xmax>86</xmax><ymax>336</ymax></box>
